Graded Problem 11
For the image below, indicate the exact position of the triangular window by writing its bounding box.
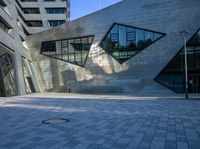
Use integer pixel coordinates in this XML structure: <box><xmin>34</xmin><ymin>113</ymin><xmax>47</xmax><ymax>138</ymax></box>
<box><xmin>100</xmin><ymin>23</ymin><xmax>165</xmax><ymax>63</ymax></box>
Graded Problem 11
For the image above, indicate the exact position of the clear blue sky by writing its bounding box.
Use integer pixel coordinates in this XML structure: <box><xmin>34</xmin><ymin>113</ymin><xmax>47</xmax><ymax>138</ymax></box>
<box><xmin>71</xmin><ymin>0</ymin><xmax>122</xmax><ymax>20</ymax></box>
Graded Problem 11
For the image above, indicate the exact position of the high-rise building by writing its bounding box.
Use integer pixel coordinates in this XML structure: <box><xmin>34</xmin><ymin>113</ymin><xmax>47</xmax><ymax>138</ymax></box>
<box><xmin>0</xmin><ymin>0</ymin><xmax>70</xmax><ymax>96</ymax></box>
<box><xmin>16</xmin><ymin>0</ymin><xmax>70</xmax><ymax>34</ymax></box>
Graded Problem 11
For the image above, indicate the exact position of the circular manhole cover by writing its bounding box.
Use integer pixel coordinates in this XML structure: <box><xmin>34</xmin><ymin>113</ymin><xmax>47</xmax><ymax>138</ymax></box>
<box><xmin>41</xmin><ymin>118</ymin><xmax>69</xmax><ymax>124</ymax></box>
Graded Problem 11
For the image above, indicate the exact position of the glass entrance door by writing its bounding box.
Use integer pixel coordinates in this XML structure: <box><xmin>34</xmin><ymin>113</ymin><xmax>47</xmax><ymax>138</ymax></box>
<box><xmin>188</xmin><ymin>75</ymin><xmax>200</xmax><ymax>93</ymax></box>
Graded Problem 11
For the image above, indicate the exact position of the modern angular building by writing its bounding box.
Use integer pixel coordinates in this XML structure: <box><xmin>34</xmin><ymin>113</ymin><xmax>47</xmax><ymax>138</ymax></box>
<box><xmin>27</xmin><ymin>0</ymin><xmax>200</xmax><ymax>95</ymax></box>
<box><xmin>0</xmin><ymin>0</ymin><xmax>70</xmax><ymax>96</ymax></box>
<box><xmin>2</xmin><ymin>0</ymin><xmax>200</xmax><ymax>96</ymax></box>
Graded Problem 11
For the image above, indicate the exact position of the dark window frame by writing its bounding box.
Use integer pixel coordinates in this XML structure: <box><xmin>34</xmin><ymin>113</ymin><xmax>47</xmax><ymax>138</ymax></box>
<box><xmin>154</xmin><ymin>28</ymin><xmax>200</xmax><ymax>93</ymax></box>
<box><xmin>46</xmin><ymin>8</ymin><xmax>66</xmax><ymax>14</ymax></box>
<box><xmin>48</xmin><ymin>20</ymin><xmax>65</xmax><ymax>27</ymax></box>
<box><xmin>44</xmin><ymin>0</ymin><xmax>55</xmax><ymax>2</ymax></box>
<box><xmin>25</xmin><ymin>20</ymin><xmax>43</xmax><ymax>27</ymax></box>
<box><xmin>22</xmin><ymin>7</ymin><xmax>40</xmax><ymax>14</ymax></box>
<box><xmin>40</xmin><ymin>35</ymin><xmax>94</xmax><ymax>67</ymax></box>
<box><xmin>20</xmin><ymin>0</ymin><xmax>38</xmax><ymax>2</ymax></box>
<box><xmin>99</xmin><ymin>23</ymin><xmax>166</xmax><ymax>64</ymax></box>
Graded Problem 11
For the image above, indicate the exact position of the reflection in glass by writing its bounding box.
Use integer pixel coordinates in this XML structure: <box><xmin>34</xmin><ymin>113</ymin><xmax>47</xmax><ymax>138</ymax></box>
<box><xmin>155</xmin><ymin>30</ymin><xmax>200</xmax><ymax>93</ymax></box>
<box><xmin>21</xmin><ymin>58</ymin><xmax>35</xmax><ymax>94</ymax></box>
<box><xmin>136</xmin><ymin>29</ymin><xmax>145</xmax><ymax>50</ymax></box>
<box><xmin>101</xmin><ymin>23</ymin><xmax>165</xmax><ymax>63</ymax></box>
<box><xmin>41</xmin><ymin>36</ymin><xmax>93</xmax><ymax>67</ymax></box>
<box><xmin>0</xmin><ymin>44</ymin><xmax>16</xmax><ymax>96</ymax></box>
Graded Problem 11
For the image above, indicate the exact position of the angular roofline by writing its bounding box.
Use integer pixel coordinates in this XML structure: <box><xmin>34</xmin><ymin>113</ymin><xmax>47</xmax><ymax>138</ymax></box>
<box><xmin>70</xmin><ymin>0</ymin><xmax>123</xmax><ymax>23</ymax></box>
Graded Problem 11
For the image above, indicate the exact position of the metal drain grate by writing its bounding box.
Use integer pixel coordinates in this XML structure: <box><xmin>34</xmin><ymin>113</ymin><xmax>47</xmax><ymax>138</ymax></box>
<box><xmin>41</xmin><ymin>118</ymin><xmax>69</xmax><ymax>124</ymax></box>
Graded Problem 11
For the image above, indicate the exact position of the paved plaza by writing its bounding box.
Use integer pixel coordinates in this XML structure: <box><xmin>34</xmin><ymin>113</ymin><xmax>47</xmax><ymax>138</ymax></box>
<box><xmin>0</xmin><ymin>93</ymin><xmax>200</xmax><ymax>149</ymax></box>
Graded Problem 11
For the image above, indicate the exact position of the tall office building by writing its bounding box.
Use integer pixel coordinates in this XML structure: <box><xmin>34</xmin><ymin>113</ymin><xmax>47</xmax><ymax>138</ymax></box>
<box><xmin>0</xmin><ymin>0</ymin><xmax>70</xmax><ymax>96</ymax></box>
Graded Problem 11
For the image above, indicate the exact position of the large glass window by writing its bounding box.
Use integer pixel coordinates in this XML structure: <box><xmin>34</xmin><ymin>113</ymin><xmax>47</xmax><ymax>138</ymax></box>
<box><xmin>41</xmin><ymin>36</ymin><xmax>94</xmax><ymax>67</ymax></box>
<box><xmin>21</xmin><ymin>58</ymin><xmax>35</xmax><ymax>94</ymax></box>
<box><xmin>155</xmin><ymin>29</ymin><xmax>200</xmax><ymax>93</ymax></box>
<box><xmin>0</xmin><ymin>43</ymin><xmax>16</xmax><ymax>97</ymax></box>
<box><xmin>48</xmin><ymin>20</ymin><xmax>65</xmax><ymax>27</ymax></box>
<box><xmin>100</xmin><ymin>23</ymin><xmax>165</xmax><ymax>63</ymax></box>
<box><xmin>46</xmin><ymin>8</ymin><xmax>66</xmax><ymax>14</ymax></box>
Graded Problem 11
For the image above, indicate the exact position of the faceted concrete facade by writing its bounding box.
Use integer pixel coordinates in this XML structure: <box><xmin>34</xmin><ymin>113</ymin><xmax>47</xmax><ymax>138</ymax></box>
<box><xmin>27</xmin><ymin>0</ymin><xmax>200</xmax><ymax>94</ymax></box>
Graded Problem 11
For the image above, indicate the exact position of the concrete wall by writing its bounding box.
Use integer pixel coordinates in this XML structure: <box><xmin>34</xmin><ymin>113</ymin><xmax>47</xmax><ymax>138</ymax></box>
<box><xmin>27</xmin><ymin>0</ymin><xmax>200</xmax><ymax>94</ymax></box>
<box><xmin>0</xmin><ymin>0</ymin><xmax>40</xmax><ymax>95</ymax></box>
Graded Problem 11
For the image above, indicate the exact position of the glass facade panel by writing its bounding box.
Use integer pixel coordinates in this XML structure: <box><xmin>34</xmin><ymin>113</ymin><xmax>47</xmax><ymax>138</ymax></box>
<box><xmin>41</xmin><ymin>36</ymin><xmax>94</xmax><ymax>67</ymax></box>
<box><xmin>0</xmin><ymin>44</ymin><xmax>16</xmax><ymax>96</ymax></box>
<box><xmin>145</xmin><ymin>31</ymin><xmax>154</xmax><ymax>45</ymax></box>
<box><xmin>21</xmin><ymin>58</ymin><xmax>35</xmax><ymax>94</ymax></box>
<box><xmin>100</xmin><ymin>23</ymin><xmax>165</xmax><ymax>63</ymax></box>
<box><xmin>155</xmin><ymin>29</ymin><xmax>200</xmax><ymax>93</ymax></box>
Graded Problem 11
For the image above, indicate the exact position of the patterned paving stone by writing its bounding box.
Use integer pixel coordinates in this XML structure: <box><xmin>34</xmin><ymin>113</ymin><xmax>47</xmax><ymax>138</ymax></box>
<box><xmin>0</xmin><ymin>94</ymin><xmax>200</xmax><ymax>149</ymax></box>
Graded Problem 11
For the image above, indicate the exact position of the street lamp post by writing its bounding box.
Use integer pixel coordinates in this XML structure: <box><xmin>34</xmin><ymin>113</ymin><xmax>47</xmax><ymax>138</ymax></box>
<box><xmin>180</xmin><ymin>31</ymin><xmax>189</xmax><ymax>99</ymax></box>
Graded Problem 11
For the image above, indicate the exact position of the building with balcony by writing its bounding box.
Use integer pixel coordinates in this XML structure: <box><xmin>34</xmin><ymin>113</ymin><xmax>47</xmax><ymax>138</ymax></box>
<box><xmin>0</xmin><ymin>0</ymin><xmax>70</xmax><ymax>96</ymax></box>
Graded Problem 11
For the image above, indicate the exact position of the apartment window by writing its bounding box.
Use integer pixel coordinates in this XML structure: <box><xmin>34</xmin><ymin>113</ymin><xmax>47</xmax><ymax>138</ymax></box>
<box><xmin>100</xmin><ymin>23</ymin><xmax>165</xmax><ymax>63</ymax></box>
<box><xmin>46</xmin><ymin>8</ymin><xmax>66</xmax><ymax>14</ymax></box>
<box><xmin>25</xmin><ymin>20</ymin><xmax>43</xmax><ymax>27</ymax></box>
<box><xmin>0</xmin><ymin>17</ymin><xmax>11</xmax><ymax>33</ymax></box>
<box><xmin>22</xmin><ymin>8</ymin><xmax>40</xmax><ymax>14</ymax></box>
<box><xmin>20</xmin><ymin>0</ymin><xmax>37</xmax><ymax>2</ymax></box>
<box><xmin>48</xmin><ymin>20</ymin><xmax>65</xmax><ymax>27</ymax></box>
<box><xmin>44</xmin><ymin>0</ymin><xmax>55</xmax><ymax>1</ymax></box>
<box><xmin>41</xmin><ymin>36</ymin><xmax>94</xmax><ymax>67</ymax></box>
